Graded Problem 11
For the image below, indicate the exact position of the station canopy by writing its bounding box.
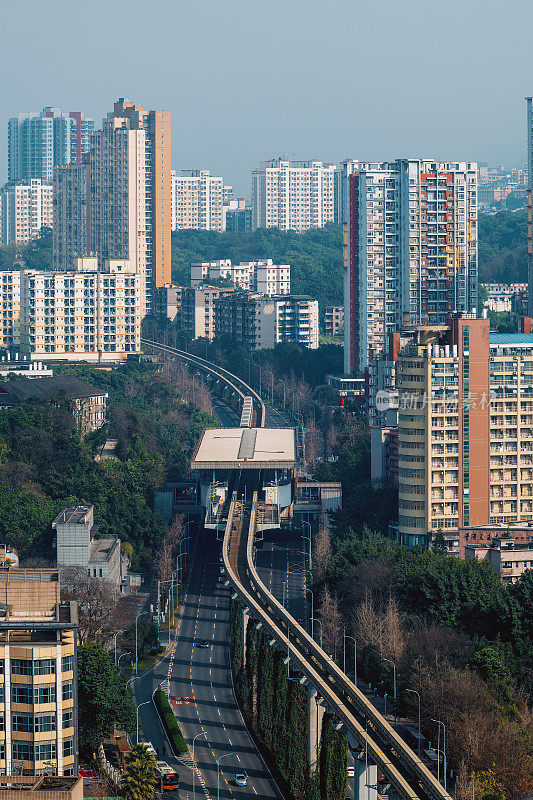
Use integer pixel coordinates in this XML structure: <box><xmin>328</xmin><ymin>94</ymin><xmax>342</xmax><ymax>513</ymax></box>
<box><xmin>191</xmin><ymin>427</ymin><xmax>297</xmax><ymax>470</ymax></box>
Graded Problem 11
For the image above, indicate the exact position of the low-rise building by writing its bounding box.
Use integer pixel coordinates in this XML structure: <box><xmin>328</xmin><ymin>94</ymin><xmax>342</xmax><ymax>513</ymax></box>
<box><xmin>324</xmin><ymin>306</ymin><xmax>344</xmax><ymax>338</ymax></box>
<box><xmin>0</xmin><ymin>776</ymin><xmax>82</xmax><ymax>799</ymax></box>
<box><xmin>191</xmin><ymin>259</ymin><xmax>290</xmax><ymax>296</ymax></box>
<box><xmin>152</xmin><ymin>285</ymin><xmax>183</xmax><ymax>322</ymax></box>
<box><xmin>465</xmin><ymin>536</ymin><xmax>533</xmax><ymax>583</ymax></box>
<box><xmin>52</xmin><ymin>506</ymin><xmax>121</xmax><ymax>593</ymax></box>
<box><xmin>0</xmin><ymin>377</ymin><xmax>107</xmax><ymax>434</ymax></box>
<box><xmin>178</xmin><ymin>285</ymin><xmax>236</xmax><ymax>340</ymax></box>
<box><xmin>0</xmin><ymin>567</ymin><xmax>78</xmax><ymax>776</ymax></box>
<box><xmin>215</xmin><ymin>293</ymin><xmax>319</xmax><ymax>350</ymax></box>
<box><xmin>0</xmin><ymin>271</ymin><xmax>21</xmax><ymax>350</ymax></box>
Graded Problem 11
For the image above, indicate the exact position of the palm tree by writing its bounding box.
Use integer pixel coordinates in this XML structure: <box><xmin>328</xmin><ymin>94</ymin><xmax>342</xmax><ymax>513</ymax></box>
<box><xmin>121</xmin><ymin>743</ymin><xmax>158</xmax><ymax>800</ymax></box>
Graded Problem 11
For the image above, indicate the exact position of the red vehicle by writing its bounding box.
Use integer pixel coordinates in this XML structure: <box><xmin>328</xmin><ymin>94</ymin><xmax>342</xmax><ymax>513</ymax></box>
<box><xmin>156</xmin><ymin>761</ymin><xmax>180</xmax><ymax>792</ymax></box>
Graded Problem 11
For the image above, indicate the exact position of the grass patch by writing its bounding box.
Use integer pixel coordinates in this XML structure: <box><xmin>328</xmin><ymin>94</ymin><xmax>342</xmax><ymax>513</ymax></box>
<box><xmin>154</xmin><ymin>689</ymin><xmax>188</xmax><ymax>756</ymax></box>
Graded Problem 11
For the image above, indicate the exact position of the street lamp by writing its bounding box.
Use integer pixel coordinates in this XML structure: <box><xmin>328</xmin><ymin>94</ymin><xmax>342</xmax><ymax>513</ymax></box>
<box><xmin>431</xmin><ymin>718</ymin><xmax>447</xmax><ymax>789</ymax></box>
<box><xmin>113</xmin><ymin>632</ymin><xmax>119</xmax><ymax>666</ymax></box>
<box><xmin>310</xmin><ymin>617</ymin><xmax>323</xmax><ymax>648</ymax></box>
<box><xmin>117</xmin><ymin>652</ymin><xmax>132</xmax><ymax>670</ymax></box>
<box><xmin>216</xmin><ymin>752</ymin><xmax>234</xmax><ymax>800</ymax></box>
<box><xmin>192</xmin><ymin>731</ymin><xmax>207</xmax><ymax>800</ymax></box>
<box><xmin>383</xmin><ymin>657</ymin><xmax>396</xmax><ymax>722</ymax></box>
<box><xmin>343</xmin><ymin>630</ymin><xmax>357</xmax><ymax>688</ymax></box>
<box><xmin>406</xmin><ymin>689</ymin><xmax>422</xmax><ymax>758</ymax></box>
<box><xmin>136</xmin><ymin>698</ymin><xmax>151</xmax><ymax>744</ymax></box>
<box><xmin>301</xmin><ymin>520</ymin><xmax>312</xmax><ymax>571</ymax></box>
<box><xmin>305</xmin><ymin>587</ymin><xmax>314</xmax><ymax>638</ymax></box>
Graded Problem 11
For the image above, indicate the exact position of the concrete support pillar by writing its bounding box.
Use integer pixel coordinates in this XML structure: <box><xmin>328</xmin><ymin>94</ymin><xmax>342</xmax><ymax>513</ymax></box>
<box><xmin>242</xmin><ymin>607</ymin><xmax>250</xmax><ymax>666</ymax></box>
<box><xmin>307</xmin><ymin>686</ymin><xmax>325</xmax><ymax>771</ymax></box>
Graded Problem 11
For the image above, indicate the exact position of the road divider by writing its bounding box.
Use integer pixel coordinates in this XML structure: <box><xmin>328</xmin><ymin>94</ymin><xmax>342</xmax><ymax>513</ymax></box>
<box><xmin>154</xmin><ymin>689</ymin><xmax>188</xmax><ymax>756</ymax></box>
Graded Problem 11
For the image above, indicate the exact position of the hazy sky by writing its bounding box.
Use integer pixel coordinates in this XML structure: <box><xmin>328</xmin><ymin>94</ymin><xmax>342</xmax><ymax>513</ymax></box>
<box><xmin>2</xmin><ymin>0</ymin><xmax>532</xmax><ymax>195</ymax></box>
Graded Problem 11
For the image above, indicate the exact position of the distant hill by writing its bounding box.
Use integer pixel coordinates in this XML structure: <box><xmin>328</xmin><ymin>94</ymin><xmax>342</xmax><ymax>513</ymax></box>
<box><xmin>171</xmin><ymin>226</ymin><xmax>344</xmax><ymax>309</ymax></box>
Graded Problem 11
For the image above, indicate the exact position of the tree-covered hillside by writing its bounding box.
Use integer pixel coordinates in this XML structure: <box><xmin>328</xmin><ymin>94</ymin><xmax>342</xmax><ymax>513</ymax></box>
<box><xmin>478</xmin><ymin>210</ymin><xmax>527</xmax><ymax>283</ymax></box>
<box><xmin>171</xmin><ymin>226</ymin><xmax>343</xmax><ymax>308</ymax></box>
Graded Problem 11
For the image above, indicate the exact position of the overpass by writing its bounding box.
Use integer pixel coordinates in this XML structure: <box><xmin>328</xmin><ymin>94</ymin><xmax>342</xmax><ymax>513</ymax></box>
<box><xmin>142</xmin><ymin>339</ymin><xmax>452</xmax><ymax>800</ymax></box>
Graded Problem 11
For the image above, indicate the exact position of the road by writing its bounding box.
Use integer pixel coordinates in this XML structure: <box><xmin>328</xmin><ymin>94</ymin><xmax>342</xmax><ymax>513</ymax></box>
<box><xmin>136</xmin><ymin>531</ymin><xmax>282</xmax><ymax>800</ymax></box>
<box><xmin>255</xmin><ymin>529</ymin><xmax>307</xmax><ymax>628</ymax></box>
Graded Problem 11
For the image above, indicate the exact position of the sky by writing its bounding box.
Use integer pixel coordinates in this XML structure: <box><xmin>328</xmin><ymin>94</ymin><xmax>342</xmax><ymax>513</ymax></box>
<box><xmin>1</xmin><ymin>0</ymin><xmax>533</xmax><ymax>196</ymax></box>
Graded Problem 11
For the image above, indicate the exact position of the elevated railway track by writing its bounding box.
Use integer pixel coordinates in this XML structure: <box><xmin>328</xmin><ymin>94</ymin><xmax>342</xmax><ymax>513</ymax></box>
<box><xmin>142</xmin><ymin>338</ymin><xmax>451</xmax><ymax>800</ymax></box>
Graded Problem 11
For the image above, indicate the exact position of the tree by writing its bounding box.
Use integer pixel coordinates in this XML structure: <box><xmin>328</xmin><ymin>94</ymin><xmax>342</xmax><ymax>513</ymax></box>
<box><xmin>121</xmin><ymin>743</ymin><xmax>158</xmax><ymax>800</ymax></box>
<box><xmin>123</xmin><ymin>619</ymin><xmax>159</xmax><ymax>660</ymax></box>
<box><xmin>77</xmin><ymin>644</ymin><xmax>135</xmax><ymax>754</ymax></box>
<box><xmin>318</xmin><ymin>586</ymin><xmax>341</xmax><ymax>658</ymax></box>
<box><xmin>61</xmin><ymin>567</ymin><xmax>120</xmax><ymax>646</ymax></box>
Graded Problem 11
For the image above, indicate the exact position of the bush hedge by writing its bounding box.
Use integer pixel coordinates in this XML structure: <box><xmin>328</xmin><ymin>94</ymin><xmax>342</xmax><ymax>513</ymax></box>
<box><xmin>154</xmin><ymin>690</ymin><xmax>188</xmax><ymax>756</ymax></box>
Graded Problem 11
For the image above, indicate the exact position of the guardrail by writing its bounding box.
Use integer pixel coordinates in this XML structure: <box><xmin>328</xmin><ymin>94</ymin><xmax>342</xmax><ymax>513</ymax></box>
<box><xmin>141</xmin><ymin>339</ymin><xmax>266</xmax><ymax>427</ymax></box>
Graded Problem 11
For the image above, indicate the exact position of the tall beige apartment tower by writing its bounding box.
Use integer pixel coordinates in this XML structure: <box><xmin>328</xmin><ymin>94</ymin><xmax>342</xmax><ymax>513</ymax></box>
<box><xmin>55</xmin><ymin>99</ymin><xmax>171</xmax><ymax>317</ymax></box>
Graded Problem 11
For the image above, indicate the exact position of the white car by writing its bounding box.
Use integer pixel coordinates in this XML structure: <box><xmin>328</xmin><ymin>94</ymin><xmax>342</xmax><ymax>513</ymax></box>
<box><xmin>142</xmin><ymin>742</ymin><xmax>157</xmax><ymax>757</ymax></box>
<box><xmin>234</xmin><ymin>772</ymin><xmax>248</xmax><ymax>786</ymax></box>
<box><xmin>347</xmin><ymin>765</ymin><xmax>354</xmax><ymax>778</ymax></box>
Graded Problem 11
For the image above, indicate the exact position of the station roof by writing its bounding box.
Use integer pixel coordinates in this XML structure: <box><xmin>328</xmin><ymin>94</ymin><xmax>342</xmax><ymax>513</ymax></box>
<box><xmin>191</xmin><ymin>427</ymin><xmax>296</xmax><ymax>470</ymax></box>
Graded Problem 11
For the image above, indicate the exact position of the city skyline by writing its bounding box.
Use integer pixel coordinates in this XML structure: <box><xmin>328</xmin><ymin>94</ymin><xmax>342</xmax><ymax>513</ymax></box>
<box><xmin>1</xmin><ymin>0</ymin><xmax>533</xmax><ymax>196</ymax></box>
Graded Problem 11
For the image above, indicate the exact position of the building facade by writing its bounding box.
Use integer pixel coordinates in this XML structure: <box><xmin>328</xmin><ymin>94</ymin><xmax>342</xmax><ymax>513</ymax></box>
<box><xmin>152</xmin><ymin>285</ymin><xmax>183</xmax><ymax>321</ymax></box>
<box><xmin>215</xmin><ymin>292</ymin><xmax>319</xmax><ymax>350</ymax></box>
<box><xmin>0</xmin><ymin>567</ymin><xmax>78</xmax><ymax>776</ymax></box>
<box><xmin>16</xmin><ymin>258</ymin><xmax>141</xmax><ymax>361</ymax></box>
<box><xmin>222</xmin><ymin>198</ymin><xmax>252</xmax><ymax>232</ymax></box>
<box><xmin>171</xmin><ymin>170</ymin><xmax>225</xmax><ymax>231</ymax></box>
<box><xmin>344</xmin><ymin>159</ymin><xmax>478</xmax><ymax>373</ymax></box>
<box><xmin>0</xmin><ymin>272</ymin><xmax>20</xmax><ymax>349</ymax></box>
<box><xmin>178</xmin><ymin>285</ymin><xmax>235</xmax><ymax>340</ymax></box>
<box><xmin>251</xmin><ymin>159</ymin><xmax>336</xmax><ymax>232</ymax></box>
<box><xmin>54</xmin><ymin>99</ymin><xmax>171</xmax><ymax>316</ymax></box>
<box><xmin>53</xmin><ymin>506</ymin><xmax>121</xmax><ymax>593</ymax></box>
<box><xmin>324</xmin><ymin>305</ymin><xmax>344</xmax><ymax>337</ymax></box>
<box><xmin>8</xmin><ymin>108</ymin><xmax>93</xmax><ymax>183</ymax></box>
<box><xmin>396</xmin><ymin>315</ymin><xmax>533</xmax><ymax>546</ymax></box>
<box><xmin>53</xmin><ymin>164</ymin><xmax>87</xmax><ymax>269</ymax></box>
<box><xmin>191</xmin><ymin>259</ymin><xmax>290</xmax><ymax>296</ymax></box>
<box><xmin>0</xmin><ymin>180</ymin><xmax>53</xmax><ymax>245</ymax></box>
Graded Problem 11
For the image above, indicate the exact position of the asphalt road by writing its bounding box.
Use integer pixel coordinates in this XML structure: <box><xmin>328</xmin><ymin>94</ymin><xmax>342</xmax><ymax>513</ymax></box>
<box><xmin>136</xmin><ymin>531</ymin><xmax>282</xmax><ymax>800</ymax></box>
<box><xmin>255</xmin><ymin>529</ymin><xmax>307</xmax><ymax>628</ymax></box>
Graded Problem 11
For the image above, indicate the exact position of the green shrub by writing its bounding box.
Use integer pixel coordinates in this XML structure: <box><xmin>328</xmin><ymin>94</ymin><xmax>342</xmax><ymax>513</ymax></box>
<box><xmin>154</xmin><ymin>690</ymin><xmax>188</xmax><ymax>756</ymax></box>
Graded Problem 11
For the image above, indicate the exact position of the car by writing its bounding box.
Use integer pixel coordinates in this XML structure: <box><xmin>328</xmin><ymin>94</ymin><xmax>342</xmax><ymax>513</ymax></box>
<box><xmin>347</xmin><ymin>765</ymin><xmax>354</xmax><ymax>778</ymax></box>
<box><xmin>197</xmin><ymin>640</ymin><xmax>210</xmax><ymax>648</ymax></box>
<box><xmin>142</xmin><ymin>742</ymin><xmax>157</xmax><ymax>757</ymax></box>
<box><xmin>234</xmin><ymin>772</ymin><xmax>248</xmax><ymax>786</ymax></box>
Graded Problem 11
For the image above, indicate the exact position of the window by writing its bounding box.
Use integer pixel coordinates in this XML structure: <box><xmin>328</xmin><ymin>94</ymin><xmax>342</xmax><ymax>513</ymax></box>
<box><xmin>35</xmin><ymin>741</ymin><xmax>56</xmax><ymax>761</ymax></box>
<box><xmin>12</xmin><ymin>741</ymin><xmax>33</xmax><ymax>761</ymax></box>
<box><xmin>62</xmin><ymin>683</ymin><xmax>73</xmax><ymax>702</ymax></box>
<box><xmin>63</xmin><ymin>738</ymin><xmax>74</xmax><ymax>757</ymax></box>
<box><xmin>61</xmin><ymin>655</ymin><xmax>73</xmax><ymax>673</ymax></box>
<box><xmin>34</xmin><ymin>685</ymin><xmax>55</xmax><ymax>705</ymax></box>
<box><xmin>12</xmin><ymin>685</ymin><xmax>32</xmax><ymax>704</ymax></box>
<box><xmin>12</xmin><ymin>713</ymin><xmax>32</xmax><ymax>732</ymax></box>
<box><xmin>34</xmin><ymin>659</ymin><xmax>55</xmax><ymax>676</ymax></box>
<box><xmin>12</xmin><ymin>659</ymin><xmax>32</xmax><ymax>676</ymax></box>
<box><xmin>35</xmin><ymin>714</ymin><xmax>56</xmax><ymax>733</ymax></box>
<box><xmin>62</xmin><ymin>709</ymin><xmax>74</xmax><ymax>729</ymax></box>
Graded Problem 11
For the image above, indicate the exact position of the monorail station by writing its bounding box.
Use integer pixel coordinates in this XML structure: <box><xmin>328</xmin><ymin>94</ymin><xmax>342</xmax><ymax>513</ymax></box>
<box><xmin>191</xmin><ymin>426</ymin><xmax>297</xmax><ymax>532</ymax></box>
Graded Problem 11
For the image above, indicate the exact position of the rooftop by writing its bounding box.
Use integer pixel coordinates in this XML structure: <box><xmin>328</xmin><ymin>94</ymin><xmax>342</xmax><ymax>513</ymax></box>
<box><xmin>191</xmin><ymin>427</ymin><xmax>297</xmax><ymax>470</ymax></box>
<box><xmin>490</xmin><ymin>333</ymin><xmax>533</xmax><ymax>346</ymax></box>
<box><xmin>52</xmin><ymin>506</ymin><xmax>92</xmax><ymax>527</ymax></box>
<box><xmin>0</xmin><ymin>377</ymin><xmax>107</xmax><ymax>405</ymax></box>
<box><xmin>89</xmin><ymin>537</ymin><xmax>120</xmax><ymax>563</ymax></box>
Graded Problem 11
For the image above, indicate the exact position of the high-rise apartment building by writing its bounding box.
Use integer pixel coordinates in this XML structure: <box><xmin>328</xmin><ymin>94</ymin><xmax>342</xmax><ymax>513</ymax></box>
<box><xmin>53</xmin><ymin>164</ymin><xmax>87</xmax><ymax>269</ymax></box>
<box><xmin>526</xmin><ymin>97</ymin><xmax>533</xmax><ymax>315</ymax></box>
<box><xmin>8</xmin><ymin>108</ymin><xmax>94</xmax><ymax>183</ymax></box>
<box><xmin>0</xmin><ymin>271</ymin><xmax>20</xmax><ymax>348</ymax></box>
<box><xmin>344</xmin><ymin>160</ymin><xmax>478</xmax><ymax>373</ymax></box>
<box><xmin>191</xmin><ymin>259</ymin><xmax>290</xmax><ymax>295</ymax></box>
<box><xmin>178</xmin><ymin>285</ymin><xmax>235</xmax><ymax>340</ymax></box>
<box><xmin>14</xmin><ymin>258</ymin><xmax>141</xmax><ymax>361</ymax></box>
<box><xmin>171</xmin><ymin>170</ymin><xmax>224</xmax><ymax>231</ymax></box>
<box><xmin>396</xmin><ymin>315</ymin><xmax>533</xmax><ymax>546</ymax></box>
<box><xmin>0</xmin><ymin>565</ymin><xmax>78</xmax><ymax>775</ymax></box>
<box><xmin>251</xmin><ymin>158</ymin><xmax>337</xmax><ymax>232</ymax></box>
<box><xmin>0</xmin><ymin>180</ymin><xmax>53</xmax><ymax>245</ymax></box>
<box><xmin>54</xmin><ymin>99</ymin><xmax>171</xmax><ymax>316</ymax></box>
<box><xmin>222</xmin><ymin>198</ymin><xmax>252</xmax><ymax>233</ymax></box>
